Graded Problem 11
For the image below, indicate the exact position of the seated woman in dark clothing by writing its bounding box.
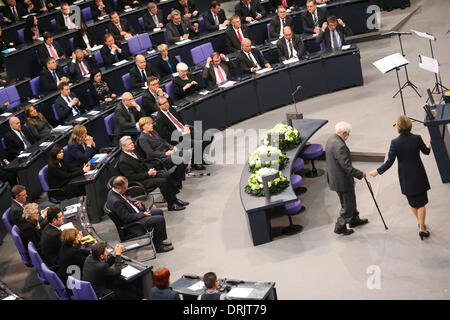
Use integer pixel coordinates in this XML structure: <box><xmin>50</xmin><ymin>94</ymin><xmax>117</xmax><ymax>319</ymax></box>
<box><xmin>64</xmin><ymin>124</ymin><xmax>97</xmax><ymax>168</ymax></box>
<box><xmin>88</xmin><ymin>69</ymin><xmax>117</xmax><ymax>104</ymax></box>
<box><xmin>73</xmin><ymin>23</ymin><xmax>98</xmax><ymax>51</ymax></box>
<box><xmin>172</xmin><ymin>62</ymin><xmax>200</xmax><ymax>100</ymax></box>
<box><xmin>156</xmin><ymin>43</ymin><xmax>180</xmax><ymax>78</ymax></box>
<box><xmin>47</xmin><ymin>145</ymin><xmax>90</xmax><ymax>201</ymax></box>
<box><xmin>57</xmin><ymin>228</ymin><xmax>90</xmax><ymax>286</ymax></box>
<box><xmin>0</xmin><ymin>26</ymin><xmax>14</xmax><ymax>51</ymax></box>
<box><xmin>24</xmin><ymin>104</ymin><xmax>53</xmax><ymax>140</ymax></box>
<box><xmin>151</xmin><ymin>267</ymin><xmax>180</xmax><ymax>300</ymax></box>
<box><xmin>18</xmin><ymin>203</ymin><xmax>42</xmax><ymax>253</ymax></box>
<box><xmin>24</xmin><ymin>15</ymin><xmax>44</xmax><ymax>43</ymax></box>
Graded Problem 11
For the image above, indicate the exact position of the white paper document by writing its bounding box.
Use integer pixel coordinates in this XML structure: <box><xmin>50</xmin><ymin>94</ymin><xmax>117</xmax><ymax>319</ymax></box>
<box><xmin>74</xmin><ymin>117</ymin><xmax>88</xmax><ymax>122</ymax></box>
<box><xmin>172</xmin><ymin>72</ymin><xmax>179</xmax><ymax>77</ymax></box>
<box><xmin>199</xmin><ymin>90</ymin><xmax>210</xmax><ymax>95</ymax></box>
<box><xmin>37</xmin><ymin>37</ymin><xmax>44</xmax><ymax>41</ymax></box>
<box><xmin>84</xmin><ymin>169</ymin><xmax>97</xmax><ymax>176</ymax></box>
<box><xmin>410</xmin><ymin>29</ymin><xmax>436</xmax><ymax>41</ymax></box>
<box><xmin>113</xmin><ymin>60</ymin><xmax>128</xmax><ymax>67</ymax></box>
<box><xmin>39</xmin><ymin>142</ymin><xmax>53</xmax><ymax>147</ymax></box>
<box><xmin>283</xmin><ymin>58</ymin><xmax>299</xmax><ymax>65</ymax></box>
<box><xmin>227</xmin><ymin>287</ymin><xmax>254</xmax><ymax>298</ymax></box>
<box><xmin>0</xmin><ymin>112</ymin><xmax>12</xmax><ymax>117</ymax></box>
<box><xmin>60</xmin><ymin>222</ymin><xmax>75</xmax><ymax>231</ymax></box>
<box><xmin>53</xmin><ymin>125</ymin><xmax>72</xmax><ymax>132</ymax></box>
<box><xmin>219</xmin><ymin>81</ymin><xmax>236</xmax><ymax>88</ymax></box>
<box><xmin>153</xmin><ymin>28</ymin><xmax>162</xmax><ymax>32</ymax></box>
<box><xmin>176</xmin><ymin>39</ymin><xmax>192</xmax><ymax>45</ymax></box>
<box><xmin>188</xmin><ymin>281</ymin><xmax>205</xmax><ymax>291</ymax></box>
<box><xmin>87</xmin><ymin>110</ymin><xmax>100</xmax><ymax>115</ymax></box>
<box><xmin>18</xmin><ymin>153</ymin><xmax>31</xmax><ymax>158</ymax></box>
<box><xmin>341</xmin><ymin>44</ymin><xmax>352</xmax><ymax>50</ymax></box>
<box><xmin>256</xmin><ymin>67</ymin><xmax>272</xmax><ymax>74</ymax></box>
<box><xmin>63</xmin><ymin>204</ymin><xmax>80</xmax><ymax>215</ymax></box>
<box><xmin>124</xmin><ymin>8</ymin><xmax>135</xmax><ymax>12</ymax></box>
<box><xmin>73</xmin><ymin>0</ymin><xmax>84</xmax><ymax>4</ymax></box>
<box><xmin>28</xmin><ymin>98</ymin><xmax>39</xmax><ymax>103</ymax></box>
<box><xmin>98</xmin><ymin>16</ymin><xmax>107</xmax><ymax>20</ymax></box>
<box><xmin>147</xmin><ymin>49</ymin><xmax>156</xmax><ymax>55</ymax></box>
<box><xmin>373</xmin><ymin>53</ymin><xmax>408</xmax><ymax>74</ymax></box>
<box><xmin>271</xmin><ymin>40</ymin><xmax>278</xmax><ymax>45</ymax></box>
<box><xmin>90</xmin><ymin>153</ymin><xmax>107</xmax><ymax>163</ymax></box>
<box><xmin>121</xmin><ymin>265</ymin><xmax>140</xmax><ymax>279</ymax></box>
<box><xmin>419</xmin><ymin>55</ymin><xmax>439</xmax><ymax>74</ymax></box>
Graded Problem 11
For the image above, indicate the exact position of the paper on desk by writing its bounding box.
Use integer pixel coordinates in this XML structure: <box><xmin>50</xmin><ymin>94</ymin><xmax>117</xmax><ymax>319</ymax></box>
<box><xmin>317</xmin><ymin>3</ymin><xmax>327</xmax><ymax>7</ymax></box>
<box><xmin>153</xmin><ymin>28</ymin><xmax>162</xmax><ymax>32</ymax></box>
<box><xmin>39</xmin><ymin>141</ymin><xmax>53</xmax><ymax>147</ymax></box>
<box><xmin>176</xmin><ymin>39</ymin><xmax>192</xmax><ymax>45</ymax></box>
<box><xmin>90</xmin><ymin>45</ymin><xmax>103</xmax><ymax>51</ymax></box>
<box><xmin>271</xmin><ymin>40</ymin><xmax>278</xmax><ymax>45</ymax></box>
<box><xmin>18</xmin><ymin>153</ymin><xmax>31</xmax><ymax>158</ymax></box>
<box><xmin>0</xmin><ymin>112</ymin><xmax>12</xmax><ymax>117</ymax></box>
<box><xmin>87</xmin><ymin>110</ymin><xmax>100</xmax><ymax>115</ymax></box>
<box><xmin>410</xmin><ymin>29</ymin><xmax>436</xmax><ymax>41</ymax></box>
<box><xmin>147</xmin><ymin>49</ymin><xmax>156</xmax><ymax>55</ymax></box>
<box><xmin>341</xmin><ymin>44</ymin><xmax>351</xmax><ymax>50</ymax></box>
<box><xmin>73</xmin><ymin>0</ymin><xmax>84</xmax><ymax>4</ymax></box>
<box><xmin>188</xmin><ymin>281</ymin><xmax>205</xmax><ymax>291</ymax></box>
<box><xmin>172</xmin><ymin>72</ymin><xmax>179</xmax><ymax>77</ymax></box>
<box><xmin>227</xmin><ymin>287</ymin><xmax>254</xmax><ymax>298</ymax></box>
<box><xmin>28</xmin><ymin>98</ymin><xmax>39</xmax><ymax>103</ymax></box>
<box><xmin>113</xmin><ymin>60</ymin><xmax>128</xmax><ymax>67</ymax></box>
<box><xmin>91</xmin><ymin>153</ymin><xmax>107</xmax><ymax>163</ymax></box>
<box><xmin>74</xmin><ymin>117</ymin><xmax>88</xmax><ymax>122</ymax></box>
<box><xmin>373</xmin><ymin>53</ymin><xmax>408</xmax><ymax>74</ymax></box>
<box><xmin>84</xmin><ymin>169</ymin><xmax>97</xmax><ymax>176</ymax></box>
<box><xmin>37</xmin><ymin>37</ymin><xmax>44</xmax><ymax>41</ymax></box>
<box><xmin>64</xmin><ymin>204</ymin><xmax>79</xmax><ymax>215</ymax></box>
<box><xmin>60</xmin><ymin>222</ymin><xmax>75</xmax><ymax>231</ymax></box>
<box><xmin>255</xmin><ymin>67</ymin><xmax>272</xmax><ymax>74</ymax></box>
<box><xmin>419</xmin><ymin>55</ymin><xmax>439</xmax><ymax>74</ymax></box>
<box><xmin>98</xmin><ymin>15</ymin><xmax>107</xmax><ymax>20</ymax></box>
<box><xmin>53</xmin><ymin>125</ymin><xmax>72</xmax><ymax>131</ymax></box>
<box><xmin>199</xmin><ymin>90</ymin><xmax>209</xmax><ymax>95</ymax></box>
<box><xmin>249</xmin><ymin>20</ymin><xmax>258</xmax><ymax>24</ymax></box>
<box><xmin>121</xmin><ymin>265</ymin><xmax>140</xmax><ymax>278</ymax></box>
<box><xmin>2</xmin><ymin>295</ymin><xmax>17</xmax><ymax>300</ymax></box>
<box><xmin>219</xmin><ymin>81</ymin><xmax>236</xmax><ymax>88</ymax></box>
<box><xmin>283</xmin><ymin>58</ymin><xmax>299</xmax><ymax>65</ymax></box>
<box><xmin>1</xmin><ymin>48</ymin><xmax>16</xmax><ymax>53</ymax></box>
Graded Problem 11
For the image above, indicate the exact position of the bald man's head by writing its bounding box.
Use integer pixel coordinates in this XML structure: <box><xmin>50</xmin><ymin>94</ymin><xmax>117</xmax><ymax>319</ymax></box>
<box><xmin>9</xmin><ymin>117</ymin><xmax>21</xmax><ymax>131</ymax></box>
<box><xmin>135</xmin><ymin>55</ymin><xmax>147</xmax><ymax>70</ymax></box>
<box><xmin>122</xmin><ymin>92</ymin><xmax>135</xmax><ymax>107</ymax></box>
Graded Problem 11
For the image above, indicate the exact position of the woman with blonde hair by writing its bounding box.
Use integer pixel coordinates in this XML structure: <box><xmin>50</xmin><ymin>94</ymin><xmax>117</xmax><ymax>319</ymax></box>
<box><xmin>24</xmin><ymin>104</ymin><xmax>53</xmax><ymax>140</ymax></box>
<box><xmin>156</xmin><ymin>43</ymin><xmax>180</xmax><ymax>78</ymax></box>
<box><xmin>370</xmin><ymin>115</ymin><xmax>432</xmax><ymax>240</ymax></box>
<box><xmin>18</xmin><ymin>203</ymin><xmax>42</xmax><ymax>252</ymax></box>
<box><xmin>64</xmin><ymin>124</ymin><xmax>97</xmax><ymax>168</ymax></box>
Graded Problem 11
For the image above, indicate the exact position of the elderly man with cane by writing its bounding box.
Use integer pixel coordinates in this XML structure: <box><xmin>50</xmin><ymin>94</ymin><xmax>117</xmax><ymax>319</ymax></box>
<box><xmin>325</xmin><ymin>121</ymin><xmax>369</xmax><ymax>235</ymax></box>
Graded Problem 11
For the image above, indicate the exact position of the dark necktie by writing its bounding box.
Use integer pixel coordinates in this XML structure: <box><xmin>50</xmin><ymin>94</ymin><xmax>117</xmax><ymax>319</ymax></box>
<box><xmin>52</xmin><ymin>71</ymin><xmax>58</xmax><ymax>84</ymax></box>
<box><xmin>141</xmin><ymin>69</ymin><xmax>147</xmax><ymax>83</ymax></box>
<box><xmin>19</xmin><ymin>130</ymin><xmax>32</xmax><ymax>149</ymax></box>
<box><xmin>127</xmin><ymin>108</ymin><xmax>136</xmax><ymax>123</ymax></box>
<box><xmin>288</xmin><ymin>39</ymin><xmax>294</xmax><ymax>58</ymax></box>
<box><xmin>13</xmin><ymin>6</ymin><xmax>19</xmax><ymax>21</ymax></box>
<box><xmin>282</xmin><ymin>19</ymin><xmax>286</xmax><ymax>29</ymax></box>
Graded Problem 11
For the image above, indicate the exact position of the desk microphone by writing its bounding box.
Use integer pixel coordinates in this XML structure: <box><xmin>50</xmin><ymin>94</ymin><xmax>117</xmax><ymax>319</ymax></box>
<box><xmin>292</xmin><ymin>85</ymin><xmax>302</xmax><ymax>114</ymax></box>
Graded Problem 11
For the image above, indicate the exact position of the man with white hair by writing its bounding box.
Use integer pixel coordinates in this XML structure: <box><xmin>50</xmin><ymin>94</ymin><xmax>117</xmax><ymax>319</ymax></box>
<box><xmin>113</xmin><ymin>92</ymin><xmax>145</xmax><ymax>145</ymax></box>
<box><xmin>325</xmin><ymin>121</ymin><xmax>368</xmax><ymax>236</ymax></box>
<box><xmin>237</xmin><ymin>38</ymin><xmax>270</xmax><ymax>73</ymax></box>
<box><xmin>4</xmin><ymin>117</ymin><xmax>36</xmax><ymax>161</ymax></box>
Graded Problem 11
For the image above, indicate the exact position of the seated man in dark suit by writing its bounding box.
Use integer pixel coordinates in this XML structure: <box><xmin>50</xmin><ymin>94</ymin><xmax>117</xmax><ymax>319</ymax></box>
<box><xmin>277</xmin><ymin>26</ymin><xmax>306</xmax><ymax>61</ymax></box>
<box><xmin>69</xmin><ymin>49</ymin><xmax>96</xmax><ymax>81</ymax></box>
<box><xmin>143</xmin><ymin>2</ymin><xmax>164</xmax><ymax>31</ymax></box>
<box><xmin>107</xmin><ymin>176</ymin><xmax>174</xmax><ymax>252</ymax></box>
<box><xmin>54</xmin><ymin>81</ymin><xmax>85</xmax><ymax>123</ymax></box>
<box><xmin>37</xmin><ymin>32</ymin><xmax>66</xmax><ymax>66</ymax></box>
<box><xmin>100</xmin><ymin>33</ymin><xmax>129</xmax><ymax>66</ymax></box>
<box><xmin>113</xmin><ymin>92</ymin><xmax>144</xmax><ymax>144</ymax></box>
<box><xmin>301</xmin><ymin>0</ymin><xmax>328</xmax><ymax>35</ymax></box>
<box><xmin>129</xmin><ymin>55</ymin><xmax>159</xmax><ymax>90</ymax></box>
<box><xmin>237</xmin><ymin>38</ymin><xmax>270</xmax><ymax>74</ymax></box>
<box><xmin>9</xmin><ymin>185</ymin><xmax>32</xmax><ymax>227</ymax></box>
<box><xmin>202</xmin><ymin>0</ymin><xmax>230</xmax><ymax>32</ymax></box>
<box><xmin>107</xmin><ymin>11</ymin><xmax>135</xmax><ymax>41</ymax></box>
<box><xmin>117</xmin><ymin>138</ymin><xmax>187</xmax><ymax>211</ymax></box>
<box><xmin>2</xmin><ymin>0</ymin><xmax>27</xmax><ymax>24</ymax></box>
<box><xmin>137</xmin><ymin>117</ymin><xmax>188</xmax><ymax>188</ymax></box>
<box><xmin>173</xmin><ymin>0</ymin><xmax>198</xmax><ymax>20</ymax></box>
<box><xmin>234</xmin><ymin>0</ymin><xmax>265</xmax><ymax>23</ymax></box>
<box><xmin>225</xmin><ymin>15</ymin><xmax>252</xmax><ymax>53</ymax></box>
<box><xmin>165</xmin><ymin>9</ymin><xmax>199</xmax><ymax>44</ymax></box>
<box><xmin>4</xmin><ymin>117</ymin><xmax>36</xmax><ymax>161</ymax></box>
<box><xmin>316</xmin><ymin>15</ymin><xmax>352</xmax><ymax>50</ymax></box>
<box><xmin>202</xmin><ymin>51</ymin><xmax>235</xmax><ymax>87</ymax></box>
<box><xmin>82</xmin><ymin>241</ymin><xmax>139</xmax><ymax>299</ymax></box>
<box><xmin>141</xmin><ymin>76</ymin><xmax>173</xmax><ymax>116</ymax></box>
<box><xmin>39</xmin><ymin>57</ymin><xmax>71</xmax><ymax>92</ymax></box>
<box><xmin>269</xmin><ymin>5</ymin><xmax>294</xmax><ymax>41</ymax></box>
<box><xmin>40</xmin><ymin>207</ymin><xmax>64</xmax><ymax>267</ymax></box>
<box><xmin>270</xmin><ymin>0</ymin><xmax>295</xmax><ymax>12</ymax></box>
<box><xmin>91</xmin><ymin>0</ymin><xmax>113</xmax><ymax>20</ymax></box>
<box><xmin>55</xmin><ymin>2</ymin><xmax>77</xmax><ymax>32</ymax></box>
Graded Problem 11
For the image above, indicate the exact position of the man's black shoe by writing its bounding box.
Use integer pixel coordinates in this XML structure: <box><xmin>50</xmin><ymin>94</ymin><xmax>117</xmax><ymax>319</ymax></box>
<box><xmin>334</xmin><ymin>227</ymin><xmax>354</xmax><ymax>236</ymax></box>
<box><xmin>192</xmin><ymin>164</ymin><xmax>206</xmax><ymax>170</ymax></box>
<box><xmin>175</xmin><ymin>198</ymin><xmax>189</xmax><ymax>206</ymax></box>
<box><xmin>349</xmin><ymin>218</ymin><xmax>369</xmax><ymax>228</ymax></box>
<box><xmin>168</xmin><ymin>203</ymin><xmax>186</xmax><ymax>211</ymax></box>
<box><xmin>156</xmin><ymin>244</ymin><xmax>174</xmax><ymax>253</ymax></box>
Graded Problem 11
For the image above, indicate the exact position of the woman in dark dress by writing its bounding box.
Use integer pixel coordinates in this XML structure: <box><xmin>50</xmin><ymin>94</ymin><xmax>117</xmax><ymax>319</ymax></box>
<box><xmin>91</xmin><ymin>0</ymin><xmax>113</xmax><ymax>20</ymax></box>
<box><xmin>24</xmin><ymin>15</ymin><xmax>44</xmax><ymax>43</ymax></box>
<box><xmin>0</xmin><ymin>26</ymin><xmax>14</xmax><ymax>50</ymax></box>
<box><xmin>57</xmin><ymin>228</ymin><xmax>90</xmax><ymax>286</ymax></box>
<box><xmin>172</xmin><ymin>62</ymin><xmax>199</xmax><ymax>100</ymax></box>
<box><xmin>88</xmin><ymin>69</ymin><xmax>117</xmax><ymax>104</ymax></box>
<box><xmin>18</xmin><ymin>203</ymin><xmax>42</xmax><ymax>253</ymax></box>
<box><xmin>64</xmin><ymin>124</ymin><xmax>97</xmax><ymax>168</ymax></box>
<box><xmin>370</xmin><ymin>115</ymin><xmax>432</xmax><ymax>240</ymax></box>
<box><xmin>47</xmin><ymin>145</ymin><xmax>90</xmax><ymax>201</ymax></box>
<box><xmin>24</xmin><ymin>104</ymin><xmax>53</xmax><ymax>140</ymax></box>
<box><xmin>156</xmin><ymin>43</ymin><xmax>180</xmax><ymax>78</ymax></box>
<box><xmin>73</xmin><ymin>23</ymin><xmax>97</xmax><ymax>51</ymax></box>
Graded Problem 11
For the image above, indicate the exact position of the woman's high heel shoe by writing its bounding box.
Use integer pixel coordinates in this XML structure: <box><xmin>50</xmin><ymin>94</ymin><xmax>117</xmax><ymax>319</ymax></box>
<box><xmin>419</xmin><ymin>231</ymin><xmax>430</xmax><ymax>240</ymax></box>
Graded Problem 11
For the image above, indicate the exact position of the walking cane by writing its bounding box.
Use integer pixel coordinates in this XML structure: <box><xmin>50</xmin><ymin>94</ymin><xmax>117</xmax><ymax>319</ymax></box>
<box><xmin>364</xmin><ymin>177</ymin><xmax>388</xmax><ymax>230</ymax></box>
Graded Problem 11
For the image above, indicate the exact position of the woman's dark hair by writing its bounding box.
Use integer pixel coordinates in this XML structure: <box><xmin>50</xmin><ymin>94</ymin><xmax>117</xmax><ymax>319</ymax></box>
<box><xmin>25</xmin><ymin>15</ymin><xmax>37</xmax><ymax>29</ymax></box>
<box><xmin>90</xmin><ymin>68</ymin><xmax>102</xmax><ymax>82</ymax></box>
<box><xmin>80</xmin><ymin>22</ymin><xmax>89</xmax><ymax>35</ymax></box>
<box><xmin>24</xmin><ymin>104</ymin><xmax>45</xmax><ymax>125</ymax></box>
<box><xmin>48</xmin><ymin>144</ymin><xmax>63</xmax><ymax>166</ymax></box>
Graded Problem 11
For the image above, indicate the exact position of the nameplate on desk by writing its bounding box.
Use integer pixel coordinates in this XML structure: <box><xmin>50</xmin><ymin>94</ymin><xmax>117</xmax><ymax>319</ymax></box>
<box><xmin>153</xmin><ymin>28</ymin><xmax>161</xmax><ymax>32</ymax></box>
<box><xmin>341</xmin><ymin>45</ymin><xmax>352</xmax><ymax>51</ymax></box>
<box><xmin>1</xmin><ymin>48</ymin><xmax>16</xmax><ymax>54</ymax></box>
<box><xmin>87</xmin><ymin>110</ymin><xmax>100</xmax><ymax>115</ymax></box>
<box><xmin>121</xmin><ymin>265</ymin><xmax>140</xmax><ymax>279</ymax></box>
<box><xmin>53</xmin><ymin>125</ymin><xmax>72</xmax><ymax>132</ymax></box>
<box><xmin>90</xmin><ymin>45</ymin><xmax>103</xmax><ymax>51</ymax></box>
<box><xmin>283</xmin><ymin>58</ymin><xmax>299</xmax><ymax>65</ymax></box>
<box><xmin>0</xmin><ymin>112</ymin><xmax>12</xmax><ymax>117</ymax></box>
<box><xmin>18</xmin><ymin>153</ymin><xmax>31</xmax><ymax>158</ymax></box>
<box><xmin>60</xmin><ymin>222</ymin><xmax>75</xmax><ymax>231</ymax></box>
<box><xmin>28</xmin><ymin>98</ymin><xmax>39</xmax><ymax>103</ymax></box>
<box><xmin>219</xmin><ymin>81</ymin><xmax>236</xmax><ymax>88</ymax></box>
<box><xmin>256</xmin><ymin>68</ymin><xmax>272</xmax><ymax>74</ymax></box>
<box><xmin>227</xmin><ymin>287</ymin><xmax>254</xmax><ymax>298</ymax></box>
<box><xmin>188</xmin><ymin>281</ymin><xmax>205</xmax><ymax>291</ymax></box>
<box><xmin>74</xmin><ymin>117</ymin><xmax>88</xmax><ymax>122</ymax></box>
<box><xmin>176</xmin><ymin>39</ymin><xmax>192</xmax><ymax>45</ymax></box>
<box><xmin>84</xmin><ymin>169</ymin><xmax>98</xmax><ymax>176</ymax></box>
<box><xmin>113</xmin><ymin>60</ymin><xmax>128</xmax><ymax>66</ymax></box>
<box><xmin>199</xmin><ymin>90</ymin><xmax>210</xmax><ymax>96</ymax></box>
<box><xmin>39</xmin><ymin>141</ymin><xmax>53</xmax><ymax>147</ymax></box>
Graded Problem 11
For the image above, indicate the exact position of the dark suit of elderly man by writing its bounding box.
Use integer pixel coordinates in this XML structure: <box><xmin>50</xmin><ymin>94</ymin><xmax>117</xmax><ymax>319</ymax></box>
<box><xmin>325</xmin><ymin>121</ymin><xmax>368</xmax><ymax>236</ymax></box>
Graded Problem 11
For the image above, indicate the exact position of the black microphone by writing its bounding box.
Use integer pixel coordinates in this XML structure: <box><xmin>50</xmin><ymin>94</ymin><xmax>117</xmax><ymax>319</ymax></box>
<box><xmin>292</xmin><ymin>85</ymin><xmax>302</xmax><ymax>114</ymax></box>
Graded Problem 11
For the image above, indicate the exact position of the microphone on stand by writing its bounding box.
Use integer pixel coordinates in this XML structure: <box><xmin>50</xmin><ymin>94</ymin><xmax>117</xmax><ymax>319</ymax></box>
<box><xmin>287</xmin><ymin>85</ymin><xmax>303</xmax><ymax>126</ymax></box>
<box><xmin>292</xmin><ymin>85</ymin><xmax>302</xmax><ymax>114</ymax></box>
